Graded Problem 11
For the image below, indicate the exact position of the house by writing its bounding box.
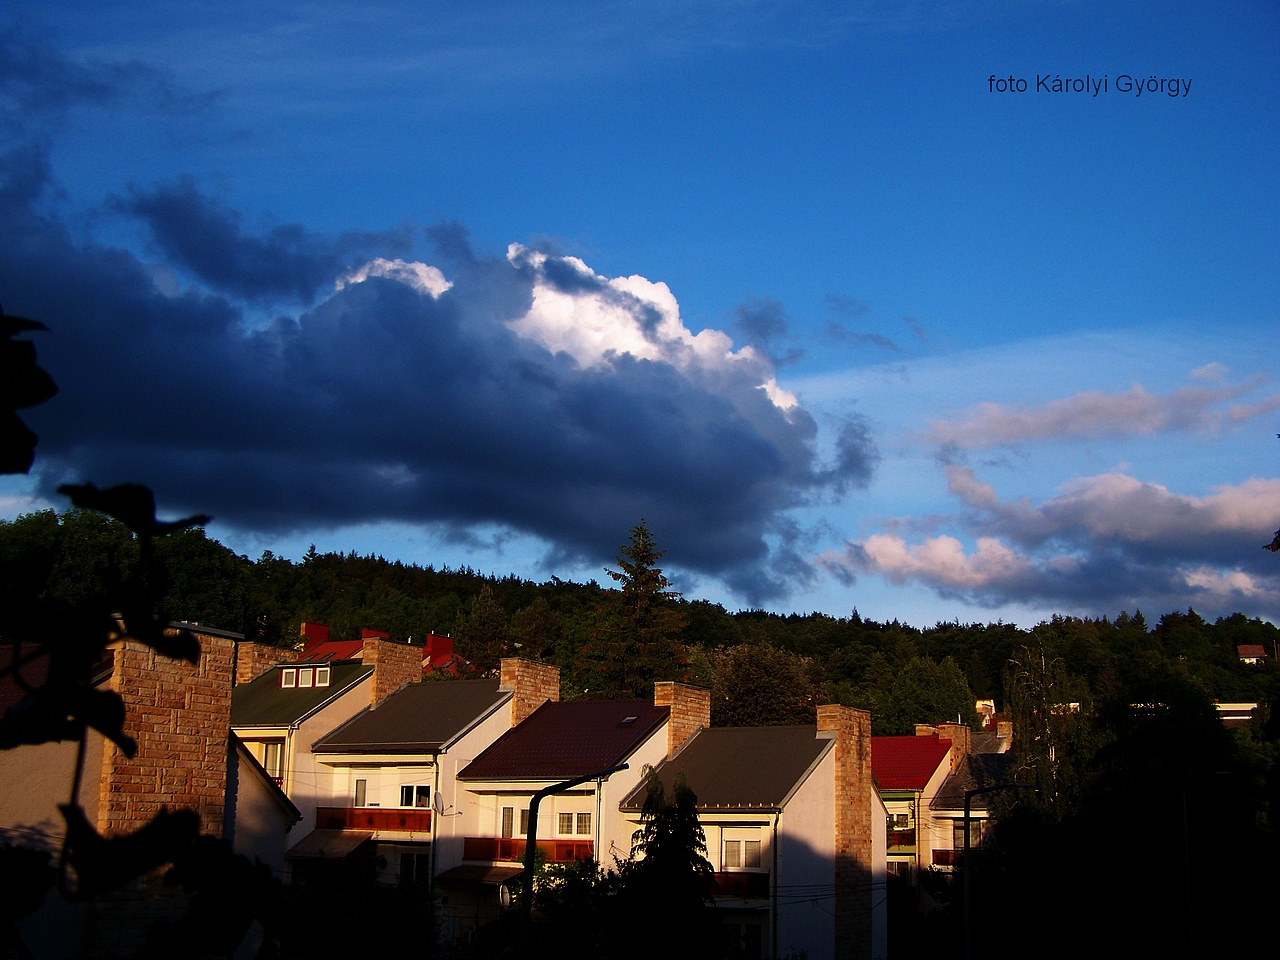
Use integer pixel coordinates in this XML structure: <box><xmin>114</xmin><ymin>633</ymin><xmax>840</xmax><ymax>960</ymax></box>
<box><xmin>871</xmin><ymin>725</ymin><xmax>961</xmax><ymax>880</ymax></box>
<box><xmin>230</xmin><ymin>633</ymin><xmax>424</xmax><ymax>850</ymax></box>
<box><xmin>295</xmin><ymin>621</ymin><xmax>469</xmax><ymax>675</ymax></box>
<box><xmin>299</xmin><ymin>658</ymin><xmax>556</xmax><ymax>889</ymax></box>
<box><xmin>444</xmin><ymin>677</ymin><xmax>707</xmax><ymax>942</ymax></box>
<box><xmin>1237</xmin><ymin>644</ymin><xmax>1267</xmax><ymax>665</ymax></box>
<box><xmin>0</xmin><ymin>626</ymin><xmax>301</xmax><ymax>957</ymax></box>
<box><xmin>928</xmin><ymin>751</ymin><xmax>1020</xmax><ymax>866</ymax></box>
<box><xmin>619</xmin><ymin>706</ymin><xmax>887</xmax><ymax>960</ymax></box>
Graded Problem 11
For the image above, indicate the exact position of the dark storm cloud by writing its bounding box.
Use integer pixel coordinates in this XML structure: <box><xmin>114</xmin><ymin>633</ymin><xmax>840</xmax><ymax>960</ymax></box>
<box><xmin>113</xmin><ymin>177</ymin><xmax>414</xmax><ymax>304</ymax></box>
<box><xmin>819</xmin><ymin>322</ymin><xmax>903</xmax><ymax>353</ymax></box>
<box><xmin>732</xmin><ymin>296</ymin><xmax>803</xmax><ymax>367</ymax></box>
<box><xmin>1</xmin><ymin>151</ymin><xmax>876</xmax><ymax>603</ymax></box>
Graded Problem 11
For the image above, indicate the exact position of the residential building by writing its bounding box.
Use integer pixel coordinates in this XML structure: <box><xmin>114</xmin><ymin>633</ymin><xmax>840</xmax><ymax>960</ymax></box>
<box><xmin>299</xmin><ymin>659</ymin><xmax>556</xmax><ymax>887</ymax></box>
<box><xmin>620</xmin><ymin>705</ymin><xmax>887</xmax><ymax>960</ymax></box>
<box><xmin>871</xmin><ymin>729</ymin><xmax>956</xmax><ymax>880</ymax></box>
<box><xmin>444</xmin><ymin>679</ymin><xmax>707</xmax><ymax>942</ymax></box>
<box><xmin>230</xmin><ymin>633</ymin><xmax>424</xmax><ymax>849</ymax></box>
<box><xmin>928</xmin><ymin>751</ymin><xmax>1020</xmax><ymax>866</ymax></box>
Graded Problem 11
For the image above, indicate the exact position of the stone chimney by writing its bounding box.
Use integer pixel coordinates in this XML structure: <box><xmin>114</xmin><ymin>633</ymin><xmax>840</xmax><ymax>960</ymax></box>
<box><xmin>936</xmin><ymin>722</ymin><xmax>971</xmax><ymax>769</ymax></box>
<box><xmin>500</xmin><ymin>658</ymin><xmax>560</xmax><ymax>726</ymax></box>
<box><xmin>235</xmin><ymin>640</ymin><xmax>297</xmax><ymax>685</ymax></box>
<box><xmin>914</xmin><ymin>724</ymin><xmax>937</xmax><ymax>737</ymax></box>
<box><xmin>654</xmin><ymin>681</ymin><xmax>710</xmax><ymax>756</ymax></box>
<box><xmin>99</xmin><ymin>628</ymin><xmax>235</xmax><ymax>838</ymax></box>
<box><xmin>817</xmin><ymin>704</ymin><xmax>873</xmax><ymax>960</ymax></box>
<box><xmin>364</xmin><ymin>636</ymin><xmax>423</xmax><ymax>705</ymax></box>
<box><xmin>996</xmin><ymin>719</ymin><xmax>1014</xmax><ymax>751</ymax></box>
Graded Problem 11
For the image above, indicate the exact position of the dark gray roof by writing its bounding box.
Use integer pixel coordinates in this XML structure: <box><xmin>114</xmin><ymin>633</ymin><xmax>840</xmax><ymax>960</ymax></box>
<box><xmin>231</xmin><ymin>662</ymin><xmax>372</xmax><ymax>727</ymax></box>
<box><xmin>930</xmin><ymin>753</ymin><xmax>1021</xmax><ymax>812</ymax></box>
<box><xmin>459</xmin><ymin>700</ymin><xmax>669</xmax><ymax>781</ymax></box>
<box><xmin>313</xmin><ymin>679</ymin><xmax>509</xmax><ymax>754</ymax></box>
<box><xmin>970</xmin><ymin>731</ymin><xmax>1009</xmax><ymax>754</ymax></box>
<box><xmin>619</xmin><ymin>726</ymin><xmax>831</xmax><ymax>812</ymax></box>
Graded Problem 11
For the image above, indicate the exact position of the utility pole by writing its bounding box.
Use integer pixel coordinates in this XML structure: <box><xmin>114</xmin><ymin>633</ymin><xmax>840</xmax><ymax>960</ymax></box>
<box><xmin>518</xmin><ymin>763</ymin><xmax>628</xmax><ymax>960</ymax></box>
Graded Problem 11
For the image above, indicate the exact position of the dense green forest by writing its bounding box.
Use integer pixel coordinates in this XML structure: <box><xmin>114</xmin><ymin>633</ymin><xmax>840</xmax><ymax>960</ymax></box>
<box><xmin>3</xmin><ymin>509</ymin><xmax>1277</xmax><ymax>735</ymax></box>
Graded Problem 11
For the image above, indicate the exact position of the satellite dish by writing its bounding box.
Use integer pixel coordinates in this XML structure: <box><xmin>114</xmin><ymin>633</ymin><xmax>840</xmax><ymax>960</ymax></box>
<box><xmin>499</xmin><ymin>884</ymin><xmax>512</xmax><ymax>909</ymax></box>
<box><xmin>433</xmin><ymin>791</ymin><xmax>445</xmax><ymax>815</ymax></box>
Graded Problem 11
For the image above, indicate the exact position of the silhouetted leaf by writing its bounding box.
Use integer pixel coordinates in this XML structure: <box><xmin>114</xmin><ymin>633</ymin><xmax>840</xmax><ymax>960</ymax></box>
<box><xmin>0</xmin><ymin>309</ymin><xmax>57</xmax><ymax>475</ymax></box>
<box><xmin>59</xmin><ymin>805</ymin><xmax>200</xmax><ymax>900</ymax></box>
<box><xmin>0</xmin><ymin>684</ymin><xmax>136</xmax><ymax>756</ymax></box>
<box><xmin>124</xmin><ymin>616</ymin><xmax>201</xmax><ymax>664</ymax></box>
<box><xmin>56</xmin><ymin>482</ymin><xmax>210</xmax><ymax>539</ymax></box>
<box><xmin>0</xmin><ymin>844</ymin><xmax>57</xmax><ymax>942</ymax></box>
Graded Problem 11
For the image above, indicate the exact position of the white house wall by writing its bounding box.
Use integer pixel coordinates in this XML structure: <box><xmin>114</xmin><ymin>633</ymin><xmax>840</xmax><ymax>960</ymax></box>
<box><xmin>777</xmin><ymin>745</ymin><xmax>836</xmax><ymax>960</ymax></box>
<box><xmin>871</xmin><ymin>789</ymin><xmax>888</xmax><ymax>960</ymax></box>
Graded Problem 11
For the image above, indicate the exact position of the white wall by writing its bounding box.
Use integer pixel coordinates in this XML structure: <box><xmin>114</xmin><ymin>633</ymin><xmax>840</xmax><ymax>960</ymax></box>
<box><xmin>777</xmin><ymin>746</ymin><xmax>836</xmax><ymax>960</ymax></box>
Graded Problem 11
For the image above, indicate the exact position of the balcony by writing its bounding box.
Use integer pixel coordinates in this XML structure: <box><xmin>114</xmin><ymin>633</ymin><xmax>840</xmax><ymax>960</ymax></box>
<box><xmin>932</xmin><ymin>849</ymin><xmax>960</xmax><ymax>867</ymax></box>
<box><xmin>315</xmin><ymin>807</ymin><xmax>433</xmax><ymax>834</ymax></box>
<box><xmin>888</xmin><ymin>829</ymin><xmax>916</xmax><ymax>851</ymax></box>
<box><xmin>462</xmin><ymin>837</ymin><xmax>594</xmax><ymax>864</ymax></box>
<box><xmin>712</xmin><ymin>872</ymin><xmax>770</xmax><ymax>899</ymax></box>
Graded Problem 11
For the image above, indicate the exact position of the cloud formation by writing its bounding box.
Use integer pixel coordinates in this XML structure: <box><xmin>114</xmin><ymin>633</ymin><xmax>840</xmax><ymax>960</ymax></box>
<box><xmin>926</xmin><ymin>381</ymin><xmax>1280</xmax><ymax>448</ymax></box>
<box><xmin>1</xmin><ymin>147</ymin><xmax>875</xmax><ymax>601</ymax></box>
<box><xmin>820</xmin><ymin>465</ymin><xmax>1280</xmax><ymax>617</ymax></box>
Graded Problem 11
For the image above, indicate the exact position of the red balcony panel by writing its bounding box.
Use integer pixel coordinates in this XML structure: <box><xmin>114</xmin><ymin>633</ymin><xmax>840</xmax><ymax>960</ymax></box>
<box><xmin>888</xmin><ymin>829</ymin><xmax>916</xmax><ymax>849</ymax></box>
<box><xmin>712</xmin><ymin>872</ymin><xmax>770</xmax><ymax>899</ymax></box>
<box><xmin>932</xmin><ymin>849</ymin><xmax>959</xmax><ymax>867</ymax></box>
<box><xmin>462</xmin><ymin>837</ymin><xmax>594</xmax><ymax>863</ymax></box>
<box><xmin>315</xmin><ymin>807</ymin><xmax>432</xmax><ymax>833</ymax></box>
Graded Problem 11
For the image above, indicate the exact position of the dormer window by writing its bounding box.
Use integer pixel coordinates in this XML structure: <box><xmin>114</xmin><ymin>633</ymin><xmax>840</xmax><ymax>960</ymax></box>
<box><xmin>280</xmin><ymin>668</ymin><xmax>297</xmax><ymax>688</ymax></box>
<box><xmin>298</xmin><ymin>667</ymin><xmax>314</xmax><ymax>688</ymax></box>
<box><xmin>315</xmin><ymin>666</ymin><xmax>330</xmax><ymax>687</ymax></box>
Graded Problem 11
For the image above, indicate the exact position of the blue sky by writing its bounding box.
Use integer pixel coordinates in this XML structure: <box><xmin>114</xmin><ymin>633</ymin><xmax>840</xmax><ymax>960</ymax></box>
<box><xmin>2</xmin><ymin>0</ymin><xmax>1277</xmax><ymax>627</ymax></box>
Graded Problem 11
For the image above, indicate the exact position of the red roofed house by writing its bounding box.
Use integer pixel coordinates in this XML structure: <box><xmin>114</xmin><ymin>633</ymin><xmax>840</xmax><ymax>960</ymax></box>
<box><xmin>445</xmin><ymin>678</ymin><xmax>709</xmax><ymax>942</ymax></box>
<box><xmin>1237</xmin><ymin>644</ymin><xmax>1267</xmax><ymax>665</ymax></box>
<box><xmin>871</xmin><ymin>725</ymin><xmax>965</xmax><ymax>881</ymax></box>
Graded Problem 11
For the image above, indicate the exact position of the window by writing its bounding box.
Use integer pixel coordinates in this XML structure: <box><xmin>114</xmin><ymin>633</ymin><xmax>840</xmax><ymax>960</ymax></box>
<box><xmin>519</xmin><ymin>808</ymin><xmax>530</xmax><ymax>836</ymax></box>
<box><xmin>558</xmin><ymin>813</ymin><xmax>575</xmax><ymax>835</ymax></box>
<box><xmin>894</xmin><ymin>813</ymin><xmax>910</xmax><ymax>829</ymax></box>
<box><xmin>298</xmin><ymin>667</ymin><xmax>314</xmax><ymax>688</ymax></box>
<box><xmin>315</xmin><ymin>666</ymin><xmax>331</xmax><ymax>687</ymax></box>
<box><xmin>953</xmin><ymin>819</ymin><xmax>984</xmax><ymax>850</ymax></box>
<box><xmin>262</xmin><ymin>741</ymin><xmax>283</xmax><ymax>779</ymax></box>
<box><xmin>400</xmin><ymin>785</ymin><xmax>431</xmax><ymax>808</ymax></box>
<box><xmin>576</xmin><ymin>812</ymin><xmax>592</xmax><ymax>836</ymax></box>
<box><xmin>501</xmin><ymin>807</ymin><xmax>514</xmax><ymax>838</ymax></box>
<box><xmin>280</xmin><ymin>668</ymin><xmax>296</xmax><ymax>688</ymax></box>
<box><xmin>724</xmin><ymin>836</ymin><xmax>762</xmax><ymax>870</ymax></box>
<box><xmin>354</xmin><ymin>779</ymin><xmax>367</xmax><ymax>807</ymax></box>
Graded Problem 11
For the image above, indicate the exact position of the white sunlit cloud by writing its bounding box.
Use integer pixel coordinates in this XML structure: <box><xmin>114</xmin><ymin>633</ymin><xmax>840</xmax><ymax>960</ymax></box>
<box><xmin>337</xmin><ymin>258</ymin><xmax>452</xmax><ymax>297</ymax></box>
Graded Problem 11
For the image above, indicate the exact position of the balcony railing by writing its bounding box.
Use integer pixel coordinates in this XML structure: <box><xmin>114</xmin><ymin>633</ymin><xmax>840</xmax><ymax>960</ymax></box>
<box><xmin>932</xmin><ymin>849</ymin><xmax>959</xmax><ymax>867</ymax></box>
<box><xmin>712</xmin><ymin>872</ymin><xmax>770</xmax><ymax>899</ymax></box>
<box><xmin>462</xmin><ymin>837</ymin><xmax>594</xmax><ymax>864</ymax></box>
<box><xmin>315</xmin><ymin>807</ymin><xmax>433</xmax><ymax>833</ymax></box>
<box><xmin>888</xmin><ymin>829</ymin><xmax>916</xmax><ymax>850</ymax></box>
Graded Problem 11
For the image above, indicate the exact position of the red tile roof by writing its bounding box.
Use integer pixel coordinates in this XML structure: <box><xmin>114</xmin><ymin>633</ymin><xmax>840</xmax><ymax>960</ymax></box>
<box><xmin>871</xmin><ymin>735</ymin><xmax>952</xmax><ymax>791</ymax></box>
<box><xmin>297</xmin><ymin>640</ymin><xmax>365</xmax><ymax>663</ymax></box>
<box><xmin>458</xmin><ymin>700</ymin><xmax>669</xmax><ymax>781</ymax></box>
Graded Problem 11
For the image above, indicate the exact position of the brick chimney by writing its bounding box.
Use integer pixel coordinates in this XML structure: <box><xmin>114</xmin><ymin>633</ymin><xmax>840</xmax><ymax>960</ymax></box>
<box><xmin>99</xmin><ymin>628</ymin><xmax>235</xmax><ymax>838</ymax></box>
<box><xmin>936</xmin><ymin>722</ymin><xmax>971</xmax><ymax>769</ymax></box>
<box><xmin>500</xmin><ymin>658</ymin><xmax>560</xmax><ymax>726</ymax></box>
<box><xmin>364</xmin><ymin>636</ymin><xmax>423</xmax><ymax>705</ymax></box>
<box><xmin>914</xmin><ymin>724</ymin><xmax>937</xmax><ymax>737</ymax></box>
<box><xmin>996</xmin><ymin>719</ymin><xmax>1014</xmax><ymax>751</ymax></box>
<box><xmin>817</xmin><ymin>704</ymin><xmax>873</xmax><ymax>960</ymax></box>
<box><xmin>235</xmin><ymin>640</ymin><xmax>298</xmax><ymax>685</ymax></box>
<box><xmin>654</xmin><ymin>681</ymin><xmax>710</xmax><ymax>756</ymax></box>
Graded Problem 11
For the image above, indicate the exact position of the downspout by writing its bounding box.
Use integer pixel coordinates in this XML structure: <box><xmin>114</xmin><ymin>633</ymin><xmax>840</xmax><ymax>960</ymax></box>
<box><xmin>772</xmin><ymin>811</ymin><xmax>780</xmax><ymax>960</ymax></box>
<box><xmin>429</xmin><ymin>754</ymin><xmax>442</xmax><ymax>912</ymax></box>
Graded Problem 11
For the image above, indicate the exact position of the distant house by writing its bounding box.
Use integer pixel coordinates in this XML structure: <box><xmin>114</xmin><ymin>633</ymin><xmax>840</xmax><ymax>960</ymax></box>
<box><xmin>446</xmin><ymin>679</ymin><xmax>705</xmax><ymax>942</ymax></box>
<box><xmin>1237</xmin><ymin>644</ymin><xmax>1267</xmax><ymax>665</ymax></box>
<box><xmin>871</xmin><ymin>727</ymin><xmax>958</xmax><ymax>879</ymax></box>
<box><xmin>620</xmin><ymin>708</ymin><xmax>888</xmax><ymax>960</ymax></box>
<box><xmin>295</xmin><ymin>622</ymin><xmax>470</xmax><ymax>676</ymax></box>
<box><xmin>928</xmin><ymin>752</ymin><xmax>1020</xmax><ymax>865</ymax></box>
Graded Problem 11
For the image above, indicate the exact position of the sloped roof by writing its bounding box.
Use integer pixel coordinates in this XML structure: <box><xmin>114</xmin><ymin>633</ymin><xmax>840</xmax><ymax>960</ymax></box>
<box><xmin>312</xmin><ymin>679</ymin><xmax>509</xmax><ymax>753</ymax></box>
<box><xmin>871</xmin><ymin>735</ymin><xmax>952</xmax><ymax>791</ymax></box>
<box><xmin>458</xmin><ymin>700</ymin><xmax>668</xmax><ymax>781</ymax></box>
<box><xmin>930</xmin><ymin>753</ymin><xmax>1021</xmax><ymax>812</ymax></box>
<box><xmin>618</xmin><ymin>726</ymin><xmax>831</xmax><ymax>812</ymax></box>
<box><xmin>231</xmin><ymin>661</ymin><xmax>372</xmax><ymax>727</ymax></box>
<box><xmin>298</xmin><ymin>640</ymin><xmax>365</xmax><ymax>663</ymax></box>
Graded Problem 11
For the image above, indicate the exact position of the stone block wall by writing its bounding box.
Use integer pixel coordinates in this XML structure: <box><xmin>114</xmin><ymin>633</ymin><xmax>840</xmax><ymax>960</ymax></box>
<box><xmin>98</xmin><ymin>630</ymin><xmax>235</xmax><ymax>838</ymax></box>
<box><xmin>653</xmin><ymin>681</ymin><xmax>710</xmax><ymax>755</ymax></box>
<box><xmin>500</xmin><ymin>658</ymin><xmax>560</xmax><ymax>726</ymax></box>
<box><xmin>817</xmin><ymin>703</ymin><xmax>873</xmax><ymax>960</ymax></box>
<box><xmin>234</xmin><ymin>641</ymin><xmax>297</xmax><ymax>686</ymax></box>
<box><xmin>364</xmin><ymin>637</ymin><xmax>424</xmax><ymax>705</ymax></box>
<box><xmin>937</xmin><ymin>722</ymin><xmax>971</xmax><ymax>768</ymax></box>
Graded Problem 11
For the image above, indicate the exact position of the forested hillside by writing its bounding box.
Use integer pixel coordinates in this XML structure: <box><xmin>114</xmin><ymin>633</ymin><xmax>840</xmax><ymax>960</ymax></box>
<box><xmin>3</xmin><ymin>509</ymin><xmax>1277</xmax><ymax>735</ymax></box>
